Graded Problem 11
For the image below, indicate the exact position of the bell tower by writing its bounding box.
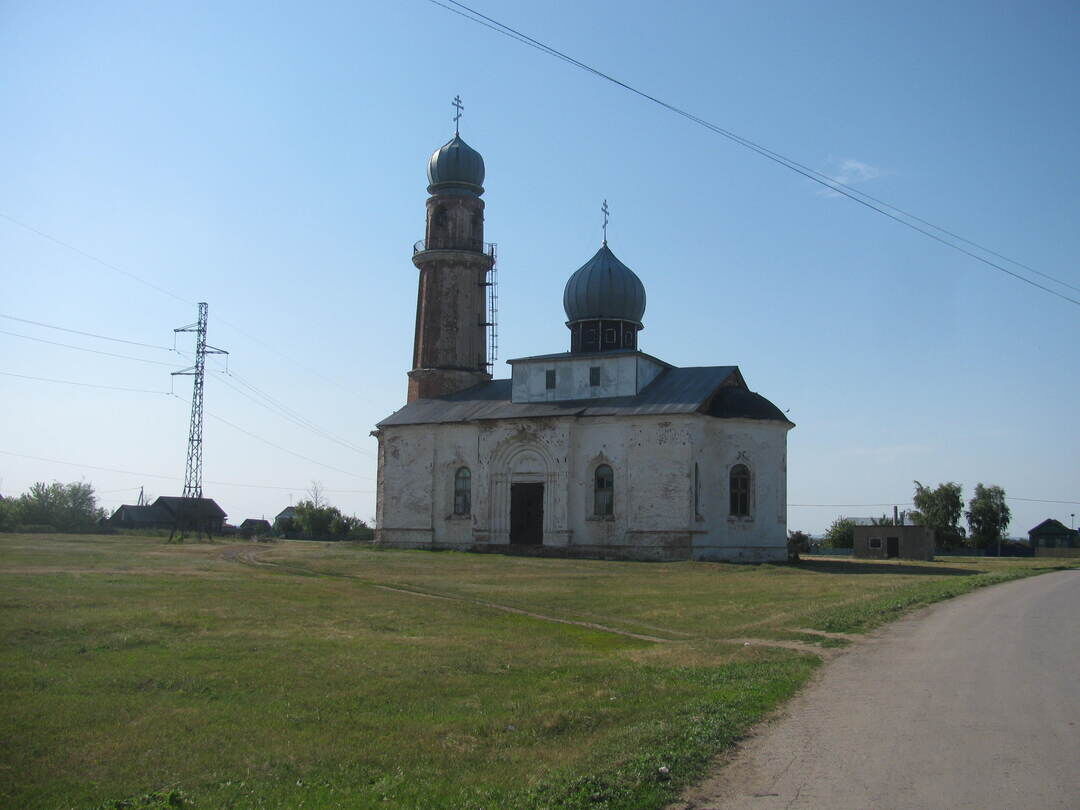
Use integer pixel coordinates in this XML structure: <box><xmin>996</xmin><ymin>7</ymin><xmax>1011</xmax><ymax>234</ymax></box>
<box><xmin>407</xmin><ymin>99</ymin><xmax>493</xmax><ymax>402</ymax></box>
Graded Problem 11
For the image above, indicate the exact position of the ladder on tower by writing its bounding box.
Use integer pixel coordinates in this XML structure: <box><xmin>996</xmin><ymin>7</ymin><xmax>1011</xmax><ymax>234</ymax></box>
<box><xmin>483</xmin><ymin>244</ymin><xmax>499</xmax><ymax>371</ymax></box>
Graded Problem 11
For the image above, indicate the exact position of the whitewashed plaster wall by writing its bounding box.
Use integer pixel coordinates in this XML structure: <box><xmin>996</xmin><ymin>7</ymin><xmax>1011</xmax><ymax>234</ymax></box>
<box><xmin>375</xmin><ymin>414</ymin><xmax>789</xmax><ymax>561</ymax></box>
<box><xmin>509</xmin><ymin>352</ymin><xmax>667</xmax><ymax>402</ymax></box>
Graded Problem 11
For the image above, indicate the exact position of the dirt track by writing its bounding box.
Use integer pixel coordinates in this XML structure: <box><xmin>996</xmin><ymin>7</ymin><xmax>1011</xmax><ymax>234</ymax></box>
<box><xmin>675</xmin><ymin>570</ymin><xmax>1080</xmax><ymax>810</ymax></box>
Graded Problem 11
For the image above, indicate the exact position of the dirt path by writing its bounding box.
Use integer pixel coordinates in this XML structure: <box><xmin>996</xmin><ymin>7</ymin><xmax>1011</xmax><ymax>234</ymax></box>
<box><xmin>220</xmin><ymin>544</ymin><xmax>677</xmax><ymax>644</ymax></box>
<box><xmin>673</xmin><ymin>570</ymin><xmax>1080</xmax><ymax>810</ymax></box>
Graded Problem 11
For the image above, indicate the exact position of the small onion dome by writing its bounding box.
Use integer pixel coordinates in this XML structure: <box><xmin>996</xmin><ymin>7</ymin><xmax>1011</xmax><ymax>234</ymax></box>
<box><xmin>563</xmin><ymin>244</ymin><xmax>647</xmax><ymax>326</ymax></box>
<box><xmin>427</xmin><ymin>133</ymin><xmax>485</xmax><ymax>195</ymax></box>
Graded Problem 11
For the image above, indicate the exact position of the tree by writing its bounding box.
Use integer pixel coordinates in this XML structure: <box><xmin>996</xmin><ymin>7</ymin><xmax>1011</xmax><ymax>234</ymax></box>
<box><xmin>290</xmin><ymin>499</ymin><xmax>373</xmax><ymax>541</ymax></box>
<box><xmin>0</xmin><ymin>497</ymin><xmax>21</xmax><ymax>532</ymax></box>
<box><xmin>824</xmin><ymin>516</ymin><xmax>856</xmax><ymax>548</ymax></box>
<box><xmin>966</xmin><ymin>484</ymin><xmax>1011</xmax><ymax>551</ymax></box>
<box><xmin>788</xmin><ymin>530</ymin><xmax>811</xmax><ymax>561</ymax></box>
<box><xmin>16</xmin><ymin>481</ymin><xmax>105</xmax><ymax>531</ymax></box>
<box><xmin>910</xmin><ymin>481</ymin><xmax>966</xmax><ymax>544</ymax></box>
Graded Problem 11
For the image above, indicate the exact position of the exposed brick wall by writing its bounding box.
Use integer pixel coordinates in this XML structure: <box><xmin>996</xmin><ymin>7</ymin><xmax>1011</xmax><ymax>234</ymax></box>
<box><xmin>408</xmin><ymin>190</ymin><xmax>492</xmax><ymax>402</ymax></box>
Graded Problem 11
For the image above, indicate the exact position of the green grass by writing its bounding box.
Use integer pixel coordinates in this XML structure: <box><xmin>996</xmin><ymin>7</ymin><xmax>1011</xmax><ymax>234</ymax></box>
<box><xmin>0</xmin><ymin>535</ymin><xmax>1071</xmax><ymax>809</ymax></box>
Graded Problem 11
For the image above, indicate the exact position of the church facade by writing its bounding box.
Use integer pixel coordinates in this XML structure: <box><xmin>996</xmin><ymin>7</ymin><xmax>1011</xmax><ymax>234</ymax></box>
<box><xmin>374</xmin><ymin>124</ymin><xmax>793</xmax><ymax>562</ymax></box>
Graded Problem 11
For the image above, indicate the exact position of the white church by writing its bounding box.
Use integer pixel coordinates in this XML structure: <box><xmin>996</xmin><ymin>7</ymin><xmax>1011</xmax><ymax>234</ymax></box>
<box><xmin>373</xmin><ymin>119</ymin><xmax>793</xmax><ymax>562</ymax></box>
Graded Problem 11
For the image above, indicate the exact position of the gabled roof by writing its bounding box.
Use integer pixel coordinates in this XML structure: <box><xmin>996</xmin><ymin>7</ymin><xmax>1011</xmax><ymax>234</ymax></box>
<box><xmin>276</xmin><ymin>506</ymin><xmax>298</xmax><ymax>521</ymax></box>
<box><xmin>110</xmin><ymin>504</ymin><xmax>171</xmax><ymax>524</ymax></box>
<box><xmin>377</xmin><ymin>365</ymin><xmax>793</xmax><ymax>428</ymax></box>
<box><xmin>152</xmin><ymin>496</ymin><xmax>227</xmax><ymax>520</ymax></box>
<box><xmin>1028</xmin><ymin>518</ymin><xmax>1077</xmax><ymax>536</ymax></box>
<box><xmin>240</xmin><ymin>518</ymin><xmax>272</xmax><ymax>530</ymax></box>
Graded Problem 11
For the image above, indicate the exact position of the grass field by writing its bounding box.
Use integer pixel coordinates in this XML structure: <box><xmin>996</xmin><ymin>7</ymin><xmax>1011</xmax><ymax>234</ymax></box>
<box><xmin>1</xmin><ymin>534</ymin><xmax>1073</xmax><ymax>809</ymax></box>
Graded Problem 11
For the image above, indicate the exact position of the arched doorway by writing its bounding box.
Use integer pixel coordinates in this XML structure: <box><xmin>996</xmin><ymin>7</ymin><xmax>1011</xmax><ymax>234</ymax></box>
<box><xmin>505</xmin><ymin>447</ymin><xmax>546</xmax><ymax>546</ymax></box>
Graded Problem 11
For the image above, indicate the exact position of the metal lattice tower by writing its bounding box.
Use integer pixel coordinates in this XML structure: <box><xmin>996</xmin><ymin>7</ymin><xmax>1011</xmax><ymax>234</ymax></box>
<box><xmin>172</xmin><ymin>302</ymin><xmax>227</xmax><ymax>499</ymax></box>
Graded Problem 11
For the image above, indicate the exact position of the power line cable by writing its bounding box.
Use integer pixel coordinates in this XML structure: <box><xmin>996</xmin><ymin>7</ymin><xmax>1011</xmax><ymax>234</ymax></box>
<box><xmin>1</xmin><ymin>312</ymin><xmax>371</xmax><ymax>459</ymax></box>
<box><xmin>0</xmin><ymin>212</ymin><xmax>193</xmax><ymax>305</ymax></box>
<box><xmin>789</xmin><ymin>502</ymin><xmax>914</xmax><ymax>508</ymax></box>
<box><xmin>1007</xmin><ymin>496</ymin><xmax>1080</xmax><ymax>506</ymax></box>
<box><xmin>213</xmin><ymin>317</ymin><xmax>363</xmax><ymax>398</ymax></box>
<box><xmin>1</xmin><ymin>215</ymin><xmax>364</xmax><ymax>395</ymax></box>
<box><xmin>0</xmin><ymin>370</ymin><xmax>171</xmax><ymax>394</ymax></box>
<box><xmin>430</xmin><ymin>0</ymin><xmax>1080</xmax><ymax>307</ymax></box>
<box><xmin>0</xmin><ymin>448</ymin><xmax>371</xmax><ymax>492</ymax></box>
<box><xmin>0</xmin><ymin>313</ymin><xmax>173</xmax><ymax>350</ymax></box>
<box><xmin>0</xmin><ymin>328</ymin><xmax>185</xmax><ymax>368</ymax></box>
<box><xmin>213</xmin><ymin>371</ymin><xmax>365</xmax><ymax>455</ymax></box>
<box><xmin>170</xmin><ymin>394</ymin><xmax>370</xmax><ymax>479</ymax></box>
<box><xmin>215</xmin><ymin>369</ymin><xmax>372</xmax><ymax>457</ymax></box>
<box><xmin>792</xmin><ymin>496</ymin><xmax>1080</xmax><ymax>507</ymax></box>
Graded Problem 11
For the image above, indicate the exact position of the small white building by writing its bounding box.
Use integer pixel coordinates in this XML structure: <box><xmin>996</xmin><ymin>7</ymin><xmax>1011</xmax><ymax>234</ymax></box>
<box><xmin>374</xmin><ymin>122</ymin><xmax>793</xmax><ymax>562</ymax></box>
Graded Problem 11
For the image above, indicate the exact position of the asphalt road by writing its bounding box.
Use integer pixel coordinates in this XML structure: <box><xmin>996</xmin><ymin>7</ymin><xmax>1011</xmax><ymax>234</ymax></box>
<box><xmin>678</xmin><ymin>569</ymin><xmax>1080</xmax><ymax>810</ymax></box>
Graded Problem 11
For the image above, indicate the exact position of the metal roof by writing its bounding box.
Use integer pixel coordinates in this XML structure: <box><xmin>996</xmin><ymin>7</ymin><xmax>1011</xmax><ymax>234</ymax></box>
<box><xmin>562</xmin><ymin>244</ymin><xmax>646</xmax><ymax>325</ymax></box>
<box><xmin>505</xmin><ymin>348</ymin><xmax>670</xmax><ymax>366</ymax></box>
<box><xmin>427</xmin><ymin>133</ymin><xmax>485</xmax><ymax>195</ymax></box>
<box><xmin>153</xmin><ymin>496</ymin><xmax>227</xmax><ymax>519</ymax></box>
<box><xmin>377</xmin><ymin>365</ymin><xmax>793</xmax><ymax>427</ymax></box>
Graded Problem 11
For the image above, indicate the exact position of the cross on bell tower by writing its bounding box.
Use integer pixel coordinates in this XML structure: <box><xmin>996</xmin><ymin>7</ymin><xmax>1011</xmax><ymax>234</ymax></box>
<box><xmin>407</xmin><ymin>103</ymin><xmax>494</xmax><ymax>402</ymax></box>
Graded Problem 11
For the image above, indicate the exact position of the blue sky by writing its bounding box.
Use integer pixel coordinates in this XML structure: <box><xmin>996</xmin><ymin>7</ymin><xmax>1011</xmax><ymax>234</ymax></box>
<box><xmin>2</xmin><ymin>0</ymin><xmax>1078</xmax><ymax>534</ymax></box>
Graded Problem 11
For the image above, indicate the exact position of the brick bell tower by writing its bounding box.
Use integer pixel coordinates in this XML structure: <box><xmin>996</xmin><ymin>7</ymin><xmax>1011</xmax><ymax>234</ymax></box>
<box><xmin>407</xmin><ymin>100</ymin><xmax>494</xmax><ymax>402</ymax></box>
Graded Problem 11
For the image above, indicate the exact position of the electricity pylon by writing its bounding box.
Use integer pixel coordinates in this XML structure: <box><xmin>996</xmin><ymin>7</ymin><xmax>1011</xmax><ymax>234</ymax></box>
<box><xmin>172</xmin><ymin>302</ymin><xmax>227</xmax><ymax>539</ymax></box>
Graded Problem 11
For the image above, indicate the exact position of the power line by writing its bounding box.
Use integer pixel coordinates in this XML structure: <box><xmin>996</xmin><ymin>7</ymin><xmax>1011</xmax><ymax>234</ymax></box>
<box><xmin>0</xmin><ymin>310</ymin><xmax>369</xmax><ymax>457</ymax></box>
<box><xmin>0</xmin><ymin>448</ymin><xmax>371</xmax><ymax>492</ymax></box>
<box><xmin>430</xmin><ymin>1</ymin><xmax>1080</xmax><ymax>308</ymax></box>
<box><xmin>170</xmin><ymin>394</ymin><xmax>370</xmax><ymax>480</ymax></box>
<box><xmin>789</xmin><ymin>502</ymin><xmax>914</xmax><ymax>508</ymax></box>
<box><xmin>213</xmin><ymin>317</ymin><xmax>363</xmax><ymax>398</ymax></box>
<box><xmin>791</xmin><ymin>497</ymin><xmax>1080</xmax><ymax>507</ymax></box>
<box><xmin>1</xmin><ymin>216</ymin><xmax>364</xmax><ymax>396</ymax></box>
<box><xmin>0</xmin><ymin>328</ymin><xmax>184</xmax><ymax>368</ymax></box>
<box><xmin>0</xmin><ymin>313</ymin><xmax>173</xmax><ymax>349</ymax></box>
<box><xmin>1008</xmin><ymin>496</ymin><xmax>1080</xmax><ymax>506</ymax></box>
<box><xmin>0</xmin><ymin>212</ymin><xmax>193</xmax><ymax>305</ymax></box>
<box><xmin>2</xmin><ymin>365</ymin><xmax>372</xmax><ymax>483</ymax></box>
<box><xmin>0</xmin><ymin>370</ymin><xmax>170</xmax><ymax>394</ymax></box>
<box><xmin>214</xmin><ymin>369</ymin><xmax>373</xmax><ymax>457</ymax></box>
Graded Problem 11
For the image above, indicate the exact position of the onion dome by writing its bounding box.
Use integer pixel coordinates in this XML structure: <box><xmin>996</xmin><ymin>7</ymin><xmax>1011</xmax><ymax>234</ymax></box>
<box><xmin>563</xmin><ymin>244</ymin><xmax>647</xmax><ymax>326</ymax></box>
<box><xmin>427</xmin><ymin>133</ymin><xmax>485</xmax><ymax>196</ymax></box>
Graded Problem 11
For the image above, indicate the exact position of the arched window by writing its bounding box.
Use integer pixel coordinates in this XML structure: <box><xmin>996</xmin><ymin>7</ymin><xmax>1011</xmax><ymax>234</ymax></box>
<box><xmin>453</xmin><ymin>467</ymin><xmax>471</xmax><ymax>515</ymax></box>
<box><xmin>730</xmin><ymin>464</ymin><xmax>751</xmax><ymax>517</ymax></box>
<box><xmin>694</xmin><ymin>462</ymin><xmax>701</xmax><ymax>517</ymax></box>
<box><xmin>594</xmin><ymin>464</ymin><xmax>614</xmax><ymax>517</ymax></box>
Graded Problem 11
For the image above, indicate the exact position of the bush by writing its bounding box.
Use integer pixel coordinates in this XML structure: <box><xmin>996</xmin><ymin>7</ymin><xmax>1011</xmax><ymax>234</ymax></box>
<box><xmin>288</xmin><ymin>500</ymin><xmax>372</xmax><ymax>542</ymax></box>
<box><xmin>823</xmin><ymin>517</ymin><xmax>856</xmax><ymax>549</ymax></box>
<box><xmin>788</xmin><ymin>530</ymin><xmax>811</xmax><ymax>561</ymax></box>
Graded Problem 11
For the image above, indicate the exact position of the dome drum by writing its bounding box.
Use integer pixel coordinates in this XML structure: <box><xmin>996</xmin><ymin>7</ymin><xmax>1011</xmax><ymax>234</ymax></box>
<box><xmin>568</xmin><ymin>319</ymin><xmax>640</xmax><ymax>353</ymax></box>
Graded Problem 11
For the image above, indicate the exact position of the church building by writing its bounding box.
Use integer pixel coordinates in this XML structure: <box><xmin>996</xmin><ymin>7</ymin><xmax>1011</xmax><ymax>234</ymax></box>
<box><xmin>373</xmin><ymin>120</ymin><xmax>794</xmax><ymax>561</ymax></box>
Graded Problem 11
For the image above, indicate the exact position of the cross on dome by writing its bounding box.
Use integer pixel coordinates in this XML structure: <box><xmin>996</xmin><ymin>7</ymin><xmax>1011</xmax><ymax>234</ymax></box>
<box><xmin>602</xmin><ymin>199</ymin><xmax>609</xmax><ymax>245</ymax></box>
<box><xmin>452</xmin><ymin>95</ymin><xmax>464</xmax><ymax>134</ymax></box>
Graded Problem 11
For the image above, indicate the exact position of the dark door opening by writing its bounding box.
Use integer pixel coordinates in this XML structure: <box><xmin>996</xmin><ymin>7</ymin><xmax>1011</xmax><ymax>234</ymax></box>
<box><xmin>886</xmin><ymin>536</ymin><xmax>899</xmax><ymax>558</ymax></box>
<box><xmin>510</xmin><ymin>483</ymin><xmax>544</xmax><ymax>545</ymax></box>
